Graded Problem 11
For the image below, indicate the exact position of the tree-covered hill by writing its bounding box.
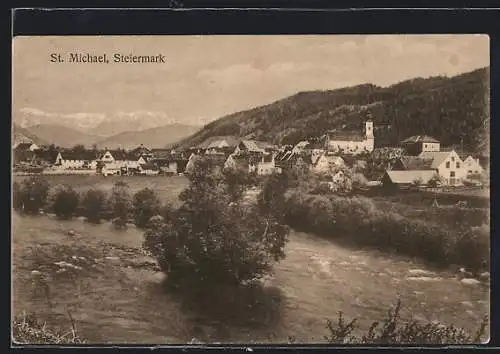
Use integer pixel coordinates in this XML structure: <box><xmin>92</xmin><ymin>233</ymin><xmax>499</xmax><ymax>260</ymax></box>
<box><xmin>175</xmin><ymin>67</ymin><xmax>489</xmax><ymax>155</ymax></box>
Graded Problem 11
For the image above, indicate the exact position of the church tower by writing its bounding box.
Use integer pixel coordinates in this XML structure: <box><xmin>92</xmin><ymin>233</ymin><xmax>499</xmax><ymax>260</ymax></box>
<box><xmin>365</xmin><ymin>119</ymin><xmax>374</xmax><ymax>152</ymax></box>
<box><xmin>365</xmin><ymin>120</ymin><xmax>374</xmax><ymax>139</ymax></box>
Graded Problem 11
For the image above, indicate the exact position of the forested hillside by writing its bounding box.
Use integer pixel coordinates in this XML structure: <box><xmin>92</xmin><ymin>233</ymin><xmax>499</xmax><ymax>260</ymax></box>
<box><xmin>175</xmin><ymin>67</ymin><xmax>489</xmax><ymax>155</ymax></box>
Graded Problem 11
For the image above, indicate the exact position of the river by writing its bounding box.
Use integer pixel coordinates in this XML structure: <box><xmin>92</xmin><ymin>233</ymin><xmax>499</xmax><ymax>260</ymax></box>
<box><xmin>12</xmin><ymin>213</ymin><xmax>489</xmax><ymax>344</ymax></box>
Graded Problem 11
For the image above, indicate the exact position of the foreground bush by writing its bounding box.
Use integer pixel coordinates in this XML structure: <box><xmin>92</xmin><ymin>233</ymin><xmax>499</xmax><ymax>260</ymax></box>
<box><xmin>285</xmin><ymin>190</ymin><xmax>490</xmax><ymax>273</ymax></box>
<box><xmin>12</xmin><ymin>312</ymin><xmax>86</xmax><ymax>344</ymax></box>
<box><xmin>109</xmin><ymin>181</ymin><xmax>132</xmax><ymax>229</ymax></box>
<box><xmin>15</xmin><ymin>177</ymin><xmax>50</xmax><ymax>214</ymax></box>
<box><xmin>143</xmin><ymin>157</ymin><xmax>289</xmax><ymax>287</ymax></box>
<box><xmin>48</xmin><ymin>184</ymin><xmax>79</xmax><ymax>219</ymax></box>
<box><xmin>81</xmin><ymin>189</ymin><xmax>108</xmax><ymax>223</ymax></box>
<box><xmin>133</xmin><ymin>188</ymin><xmax>162</xmax><ymax>229</ymax></box>
<box><xmin>319</xmin><ymin>300</ymin><xmax>488</xmax><ymax>345</ymax></box>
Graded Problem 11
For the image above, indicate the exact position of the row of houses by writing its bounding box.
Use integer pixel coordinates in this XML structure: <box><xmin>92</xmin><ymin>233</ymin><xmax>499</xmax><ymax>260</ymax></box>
<box><xmin>381</xmin><ymin>136</ymin><xmax>486</xmax><ymax>188</ymax></box>
<box><xmin>13</xmin><ymin>118</ymin><xmax>487</xmax><ymax>188</ymax></box>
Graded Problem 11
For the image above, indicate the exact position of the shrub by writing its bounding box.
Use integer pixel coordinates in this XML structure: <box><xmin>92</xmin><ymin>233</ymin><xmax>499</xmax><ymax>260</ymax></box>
<box><xmin>81</xmin><ymin>189</ymin><xmax>107</xmax><ymax>224</ymax></box>
<box><xmin>143</xmin><ymin>157</ymin><xmax>289</xmax><ymax>288</ymax></box>
<box><xmin>322</xmin><ymin>300</ymin><xmax>488</xmax><ymax>344</ymax></box>
<box><xmin>109</xmin><ymin>181</ymin><xmax>132</xmax><ymax>229</ymax></box>
<box><xmin>133</xmin><ymin>188</ymin><xmax>162</xmax><ymax>229</ymax></box>
<box><xmin>12</xmin><ymin>311</ymin><xmax>86</xmax><ymax>344</ymax></box>
<box><xmin>16</xmin><ymin>176</ymin><xmax>50</xmax><ymax>214</ymax></box>
<box><xmin>454</xmin><ymin>224</ymin><xmax>490</xmax><ymax>273</ymax></box>
<box><xmin>49</xmin><ymin>185</ymin><xmax>79</xmax><ymax>220</ymax></box>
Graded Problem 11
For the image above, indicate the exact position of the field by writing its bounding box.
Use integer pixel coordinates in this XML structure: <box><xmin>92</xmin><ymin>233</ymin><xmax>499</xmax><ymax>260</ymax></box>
<box><xmin>12</xmin><ymin>175</ymin><xmax>490</xmax><ymax>344</ymax></box>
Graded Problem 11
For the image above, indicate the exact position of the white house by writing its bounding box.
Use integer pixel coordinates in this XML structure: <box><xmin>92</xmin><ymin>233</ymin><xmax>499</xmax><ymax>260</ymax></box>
<box><xmin>401</xmin><ymin>135</ymin><xmax>441</xmax><ymax>155</ymax></box>
<box><xmin>100</xmin><ymin>150</ymin><xmax>139</xmax><ymax>169</ymax></box>
<box><xmin>418</xmin><ymin>150</ymin><xmax>467</xmax><ymax>186</ymax></box>
<box><xmin>326</xmin><ymin>120</ymin><xmax>374</xmax><ymax>155</ymax></box>
<box><xmin>463</xmin><ymin>156</ymin><xmax>484</xmax><ymax>176</ymax></box>
<box><xmin>54</xmin><ymin>151</ymin><xmax>98</xmax><ymax>170</ymax></box>
<box><xmin>311</xmin><ymin>152</ymin><xmax>345</xmax><ymax>174</ymax></box>
<box><xmin>139</xmin><ymin>163</ymin><xmax>159</xmax><ymax>175</ymax></box>
<box><xmin>382</xmin><ymin>170</ymin><xmax>438</xmax><ymax>187</ymax></box>
<box><xmin>101</xmin><ymin>162</ymin><xmax>122</xmax><ymax>176</ymax></box>
<box><xmin>256</xmin><ymin>153</ymin><xmax>276</xmax><ymax>175</ymax></box>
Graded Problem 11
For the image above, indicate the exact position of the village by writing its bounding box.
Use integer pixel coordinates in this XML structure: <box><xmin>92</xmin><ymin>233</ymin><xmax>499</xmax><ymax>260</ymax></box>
<box><xmin>13</xmin><ymin>119</ymin><xmax>488</xmax><ymax>191</ymax></box>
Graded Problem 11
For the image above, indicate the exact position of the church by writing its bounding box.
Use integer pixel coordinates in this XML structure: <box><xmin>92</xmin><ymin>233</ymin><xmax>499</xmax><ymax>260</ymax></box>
<box><xmin>325</xmin><ymin>120</ymin><xmax>374</xmax><ymax>155</ymax></box>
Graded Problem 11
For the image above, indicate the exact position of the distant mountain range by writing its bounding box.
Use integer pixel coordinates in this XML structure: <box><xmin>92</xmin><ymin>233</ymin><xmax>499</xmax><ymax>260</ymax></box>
<box><xmin>14</xmin><ymin>110</ymin><xmax>186</xmax><ymax>137</ymax></box>
<box><xmin>13</xmin><ymin>124</ymin><xmax>49</xmax><ymax>146</ymax></box>
<box><xmin>12</xmin><ymin>123</ymin><xmax>201</xmax><ymax>150</ymax></box>
<box><xmin>175</xmin><ymin>67</ymin><xmax>489</xmax><ymax>155</ymax></box>
<box><xmin>94</xmin><ymin>124</ymin><xmax>201</xmax><ymax>150</ymax></box>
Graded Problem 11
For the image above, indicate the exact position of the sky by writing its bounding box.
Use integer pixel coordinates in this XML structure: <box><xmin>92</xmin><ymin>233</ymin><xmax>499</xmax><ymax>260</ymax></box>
<box><xmin>12</xmin><ymin>35</ymin><xmax>490</xmax><ymax>127</ymax></box>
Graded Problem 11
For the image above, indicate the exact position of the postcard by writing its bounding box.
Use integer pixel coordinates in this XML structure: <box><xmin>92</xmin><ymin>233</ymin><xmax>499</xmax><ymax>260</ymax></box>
<box><xmin>12</xmin><ymin>34</ymin><xmax>490</xmax><ymax>345</ymax></box>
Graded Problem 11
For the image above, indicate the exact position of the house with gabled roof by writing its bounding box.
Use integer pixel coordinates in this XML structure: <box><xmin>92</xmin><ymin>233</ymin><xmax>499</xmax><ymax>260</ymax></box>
<box><xmin>233</xmin><ymin>139</ymin><xmax>273</xmax><ymax>154</ymax></box>
<box><xmin>418</xmin><ymin>150</ymin><xmax>467</xmax><ymax>186</ymax></box>
<box><xmin>463</xmin><ymin>156</ymin><xmax>484</xmax><ymax>177</ymax></box>
<box><xmin>391</xmin><ymin>156</ymin><xmax>435</xmax><ymax>171</ymax></box>
<box><xmin>401</xmin><ymin>135</ymin><xmax>440</xmax><ymax>155</ymax></box>
<box><xmin>310</xmin><ymin>151</ymin><xmax>345</xmax><ymax>174</ymax></box>
<box><xmin>55</xmin><ymin>150</ymin><xmax>99</xmax><ymax>170</ymax></box>
<box><xmin>197</xmin><ymin>136</ymin><xmax>240</xmax><ymax>155</ymax></box>
<box><xmin>130</xmin><ymin>144</ymin><xmax>152</xmax><ymax>158</ymax></box>
<box><xmin>386</xmin><ymin>149</ymin><xmax>466</xmax><ymax>186</ymax></box>
<box><xmin>382</xmin><ymin>170</ymin><xmax>438</xmax><ymax>188</ymax></box>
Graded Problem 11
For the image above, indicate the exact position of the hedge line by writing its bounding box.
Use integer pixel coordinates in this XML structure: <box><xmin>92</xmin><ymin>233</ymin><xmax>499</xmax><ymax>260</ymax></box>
<box><xmin>284</xmin><ymin>190</ymin><xmax>489</xmax><ymax>274</ymax></box>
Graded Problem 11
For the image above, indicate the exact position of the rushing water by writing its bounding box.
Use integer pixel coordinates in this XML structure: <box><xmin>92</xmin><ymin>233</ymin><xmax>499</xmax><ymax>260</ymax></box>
<box><xmin>12</xmin><ymin>213</ymin><xmax>489</xmax><ymax>344</ymax></box>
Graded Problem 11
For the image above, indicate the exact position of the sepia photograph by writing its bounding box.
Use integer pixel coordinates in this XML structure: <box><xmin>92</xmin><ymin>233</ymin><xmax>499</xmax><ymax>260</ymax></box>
<box><xmin>12</xmin><ymin>34</ymin><xmax>490</xmax><ymax>345</ymax></box>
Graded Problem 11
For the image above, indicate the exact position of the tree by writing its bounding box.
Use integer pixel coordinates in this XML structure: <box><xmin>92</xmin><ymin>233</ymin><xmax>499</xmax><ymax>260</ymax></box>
<box><xmin>49</xmin><ymin>185</ymin><xmax>79</xmax><ymax>219</ymax></box>
<box><xmin>133</xmin><ymin>188</ymin><xmax>162</xmax><ymax>229</ymax></box>
<box><xmin>17</xmin><ymin>176</ymin><xmax>50</xmax><ymax>214</ymax></box>
<box><xmin>143</xmin><ymin>157</ymin><xmax>289</xmax><ymax>288</ymax></box>
<box><xmin>71</xmin><ymin>144</ymin><xmax>86</xmax><ymax>153</ymax></box>
<box><xmin>412</xmin><ymin>177</ymin><xmax>423</xmax><ymax>187</ymax></box>
<box><xmin>82</xmin><ymin>189</ymin><xmax>107</xmax><ymax>223</ymax></box>
<box><xmin>109</xmin><ymin>181</ymin><xmax>132</xmax><ymax>229</ymax></box>
<box><xmin>427</xmin><ymin>174</ymin><xmax>443</xmax><ymax>188</ymax></box>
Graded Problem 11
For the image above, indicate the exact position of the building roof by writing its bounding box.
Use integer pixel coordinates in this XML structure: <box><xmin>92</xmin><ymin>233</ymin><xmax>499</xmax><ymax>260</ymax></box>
<box><xmin>327</xmin><ymin>132</ymin><xmax>366</xmax><ymax>142</ymax></box>
<box><xmin>275</xmin><ymin>150</ymin><xmax>294</xmax><ymax>161</ymax></box>
<box><xmin>401</xmin><ymin>135</ymin><xmax>440</xmax><ymax>144</ymax></box>
<box><xmin>239</xmin><ymin>140</ymin><xmax>270</xmax><ymax>153</ymax></box>
<box><xmin>418</xmin><ymin>151</ymin><xmax>456</xmax><ymax>169</ymax></box>
<box><xmin>130</xmin><ymin>145</ymin><xmax>152</xmax><ymax>155</ymax></box>
<box><xmin>197</xmin><ymin>136</ymin><xmax>240</xmax><ymax>149</ymax></box>
<box><xmin>294</xmin><ymin>141</ymin><xmax>309</xmax><ymax>150</ymax></box>
<box><xmin>140</xmin><ymin>163</ymin><xmax>158</xmax><ymax>170</ymax></box>
<box><xmin>384</xmin><ymin>170</ymin><xmax>437</xmax><ymax>185</ymax></box>
<box><xmin>60</xmin><ymin>151</ymin><xmax>98</xmax><ymax>161</ymax></box>
<box><xmin>14</xmin><ymin>142</ymin><xmax>34</xmax><ymax>151</ymax></box>
<box><xmin>105</xmin><ymin>150</ymin><xmax>138</xmax><ymax>161</ymax></box>
<box><xmin>397</xmin><ymin>156</ymin><xmax>435</xmax><ymax>170</ymax></box>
